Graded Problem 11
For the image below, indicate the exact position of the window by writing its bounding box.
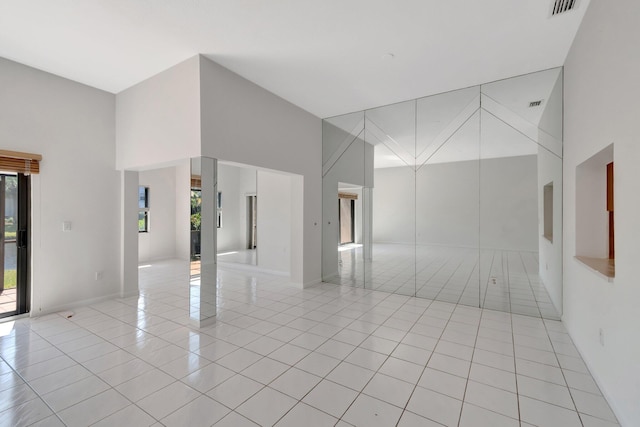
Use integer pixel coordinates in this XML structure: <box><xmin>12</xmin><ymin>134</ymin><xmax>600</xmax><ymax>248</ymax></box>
<box><xmin>189</xmin><ymin>188</ymin><xmax>221</xmax><ymax>230</ymax></box>
<box><xmin>138</xmin><ymin>186</ymin><xmax>149</xmax><ymax>232</ymax></box>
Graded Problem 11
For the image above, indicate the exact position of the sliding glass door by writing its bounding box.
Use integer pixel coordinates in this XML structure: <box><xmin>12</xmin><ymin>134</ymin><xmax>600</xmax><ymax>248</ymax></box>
<box><xmin>0</xmin><ymin>173</ymin><xmax>29</xmax><ymax>318</ymax></box>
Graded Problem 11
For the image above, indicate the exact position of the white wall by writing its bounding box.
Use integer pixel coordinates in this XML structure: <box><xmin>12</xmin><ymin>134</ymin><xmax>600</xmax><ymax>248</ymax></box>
<box><xmin>257</xmin><ymin>170</ymin><xmax>291</xmax><ymax>274</ymax></box>
<box><xmin>337</xmin><ymin>187</ymin><xmax>363</xmax><ymax>244</ymax></box>
<box><xmin>539</xmin><ymin>71</ymin><xmax>563</xmax><ymax>141</ymax></box>
<box><xmin>480</xmin><ymin>155</ymin><xmax>538</xmax><ymax>251</ymax></box>
<box><xmin>0</xmin><ymin>57</ymin><xmax>120</xmax><ymax>313</ymax></box>
<box><xmin>537</xmin><ymin>147</ymin><xmax>563</xmax><ymax>314</ymax></box>
<box><xmin>575</xmin><ymin>145</ymin><xmax>613</xmax><ymax>259</ymax></box>
<box><xmin>138</xmin><ymin>167</ymin><xmax>177</xmax><ymax>262</ymax></box>
<box><xmin>116</xmin><ymin>56</ymin><xmax>201</xmax><ymax>171</ymax></box>
<box><xmin>217</xmin><ymin>163</ymin><xmax>256</xmax><ymax>253</ymax></box>
<box><xmin>115</xmin><ymin>55</ymin><xmax>318</xmax><ymax>285</ymax></box>
<box><xmin>199</xmin><ymin>56</ymin><xmax>321</xmax><ymax>285</ymax></box>
<box><xmin>373</xmin><ymin>166</ymin><xmax>416</xmax><ymax>245</ymax></box>
<box><xmin>373</xmin><ymin>156</ymin><xmax>538</xmax><ymax>251</ymax></box>
<box><xmin>175</xmin><ymin>160</ymin><xmax>191</xmax><ymax>261</ymax></box>
<box><xmin>290</xmin><ymin>175</ymin><xmax>304</xmax><ymax>283</ymax></box>
<box><xmin>563</xmin><ymin>1</ymin><xmax>640</xmax><ymax>425</ymax></box>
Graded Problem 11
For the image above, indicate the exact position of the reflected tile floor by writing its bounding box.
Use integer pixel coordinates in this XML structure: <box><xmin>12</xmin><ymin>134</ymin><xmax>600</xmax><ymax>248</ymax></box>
<box><xmin>333</xmin><ymin>244</ymin><xmax>560</xmax><ymax>320</ymax></box>
<box><xmin>217</xmin><ymin>249</ymin><xmax>257</xmax><ymax>267</ymax></box>
<box><xmin>0</xmin><ymin>259</ymin><xmax>618</xmax><ymax>426</ymax></box>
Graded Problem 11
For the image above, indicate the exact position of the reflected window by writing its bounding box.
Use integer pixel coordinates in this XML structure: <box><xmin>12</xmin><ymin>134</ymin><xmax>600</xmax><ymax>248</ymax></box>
<box><xmin>607</xmin><ymin>162</ymin><xmax>614</xmax><ymax>260</ymax></box>
<box><xmin>191</xmin><ymin>189</ymin><xmax>201</xmax><ymax>231</ymax></box>
<box><xmin>138</xmin><ymin>186</ymin><xmax>149</xmax><ymax>232</ymax></box>
<box><xmin>191</xmin><ymin>188</ymin><xmax>201</xmax><ymax>260</ymax></box>
<box><xmin>217</xmin><ymin>191</ymin><xmax>222</xmax><ymax>228</ymax></box>
<box><xmin>544</xmin><ymin>182</ymin><xmax>553</xmax><ymax>242</ymax></box>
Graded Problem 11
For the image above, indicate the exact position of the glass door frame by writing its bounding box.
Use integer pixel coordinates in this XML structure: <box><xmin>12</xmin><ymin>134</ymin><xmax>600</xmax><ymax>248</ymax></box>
<box><xmin>0</xmin><ymin>172</ymin><xmax>30</xmax><ymax>319</ymax></box>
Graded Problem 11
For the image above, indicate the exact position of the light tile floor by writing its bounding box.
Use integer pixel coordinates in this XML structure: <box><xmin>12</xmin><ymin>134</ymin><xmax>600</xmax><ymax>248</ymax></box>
<box><xmin>0</xmin><ymin>260</ymin><xmax>619</xmax><ymax>426</ymax></box>
<box><xmin>0</xmin><ymin>287</ymin><xmax>16</xmax><ymax>315</ymax></box>
<box><xmin>217</xmin><ymin>249</ymin><xmax>257</xmax><ymax>267</ymax></box>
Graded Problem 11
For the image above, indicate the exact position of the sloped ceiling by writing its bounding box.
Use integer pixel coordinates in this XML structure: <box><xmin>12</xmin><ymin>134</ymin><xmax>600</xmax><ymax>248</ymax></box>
<box><xmin>0</xmin><ymin>0</ymin><xmax>589</xmax><ymax>118</ymax></box>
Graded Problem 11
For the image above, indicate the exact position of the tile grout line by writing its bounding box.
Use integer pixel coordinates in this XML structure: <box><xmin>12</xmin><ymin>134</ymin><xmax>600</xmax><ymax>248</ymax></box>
<box><xmin>0</xmin><ymin>347</ymin><xmax>67</xmax><ymax>426</ymax></box>
<box><xmin>394</xmin><ymin>298</ymin><xmax>459</xmax><ymax>426</ymax></box>
<box><xmin>268</xmin><ymin>291</ymin><xmax>432</xmax><ymax>426</ymax></box>
<box><xmin>0</xmin><ymin>261</ymin><xmax>617</xmax><ymax>426</ymax></box>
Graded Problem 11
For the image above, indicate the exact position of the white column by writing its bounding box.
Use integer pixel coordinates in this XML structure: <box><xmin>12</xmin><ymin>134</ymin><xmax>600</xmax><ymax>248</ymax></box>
<box><xmin>120</xmin><ymin>170</ymin><xmax>139</xmax><ymax>298</ymax></box>
<box><xmin>190</xmin><ymin>157</ymin><xmax>217</xmax><ymax>328</ymax></box>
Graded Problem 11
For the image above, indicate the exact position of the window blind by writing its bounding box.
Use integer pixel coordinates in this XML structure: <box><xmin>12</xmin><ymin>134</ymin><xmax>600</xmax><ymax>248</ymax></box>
<box><xmin>0</xmin><ymin>150</ymin><xmax>41</xmax><ymax>174</ymax></box>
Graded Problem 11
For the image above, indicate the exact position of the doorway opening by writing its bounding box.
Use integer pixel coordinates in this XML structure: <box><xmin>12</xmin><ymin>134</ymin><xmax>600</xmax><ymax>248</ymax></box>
<box><xmin>0</xmin><ymin>173</ymin><xmax>30</xmax><ymax>318</ymax></box>
<box><xmin>247</xmin><ymin>195</ymin><xmax>257</xmax><ymax>250</ymax></box>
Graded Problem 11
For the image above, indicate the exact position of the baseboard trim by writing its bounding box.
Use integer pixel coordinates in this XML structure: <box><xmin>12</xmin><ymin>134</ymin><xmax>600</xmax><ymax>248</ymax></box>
<box><xmin>31</xmin><ymin>292</ymin><xmax>122</xmax><ymax>318</ymax></box>
<box><xmin>564</xmin><ymin>322</ymin><xmax>627</xmax><ymax>426</ymax></box>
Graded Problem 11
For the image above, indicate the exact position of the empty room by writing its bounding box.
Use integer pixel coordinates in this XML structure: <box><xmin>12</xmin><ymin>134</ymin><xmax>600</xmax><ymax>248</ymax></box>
<box><xmin>0</xmin><ymin>1</ymin><xmax>638</xmax><ymax>426</ymax></box>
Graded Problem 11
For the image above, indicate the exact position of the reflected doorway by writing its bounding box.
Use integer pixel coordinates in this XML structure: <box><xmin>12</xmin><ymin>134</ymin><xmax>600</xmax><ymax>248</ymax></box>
<box><xmin>339</xmin><ymin>195</ymin><xmax>355</xmax><ymax>245</ymax></box>
<box><xmin>333</xmin><ymin>184</ymin><xmax>364</xmax><ymax>287</ymax></box>
<box><xmin>216</xmin><ymin>162</ymin><xmax>257</xmax><ymax>266</ymax></box>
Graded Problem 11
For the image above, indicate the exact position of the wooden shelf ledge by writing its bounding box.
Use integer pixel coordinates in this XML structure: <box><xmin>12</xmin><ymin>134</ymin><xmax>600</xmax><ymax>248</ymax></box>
<box><xmin>575</xmin><ymin>256</ymin><xmax>615</xmax><ymax>280</ymax></box>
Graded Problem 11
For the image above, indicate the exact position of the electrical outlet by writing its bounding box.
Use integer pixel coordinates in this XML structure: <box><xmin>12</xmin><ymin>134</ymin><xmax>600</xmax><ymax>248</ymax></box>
<box><xmin>599</xmin><ymin>328</ymin><xmax>605</xmax><ymax>347</ymax></box>
<box><xmin>95</xmin><ymin>271</ymin><xmax>103</xmax><ymax>281</ymax></box>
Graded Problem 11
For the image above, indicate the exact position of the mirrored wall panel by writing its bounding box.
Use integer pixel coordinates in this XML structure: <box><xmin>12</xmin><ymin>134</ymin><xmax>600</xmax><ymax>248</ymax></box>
<box><xmin>322</xmin><ymin>111</ymin><xmax>366</xmax><ymax>287</ymax></box>
<box><xmin>479</xmin><ymin>69</ymin><xmax>563</xmax><ymax>319</ymax></box>
<box><xmin>416</xmin><ymin>86</ymin><xmax>481</xmax><ymax>307</ymax></box>
<box><xmin>322</xmin><ymin>68</ymin><xmax>563</xmax><ymax>319</ymax></box>
<box><xmin>190</xmin><ymin>156</ymin><xmax>218</xmax><ymax>327</ymax></box>
<box><xmin>365</xmin><ymin>100</ymin><xmax>416</xmax><ymax>296</ymax></box>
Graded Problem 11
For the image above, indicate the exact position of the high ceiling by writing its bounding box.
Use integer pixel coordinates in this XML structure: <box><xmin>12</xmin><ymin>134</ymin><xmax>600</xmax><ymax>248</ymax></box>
<box><xmin>0</xmin><ymin>0</ymin><xmax>590</xmax><ymax>118</ymax></box>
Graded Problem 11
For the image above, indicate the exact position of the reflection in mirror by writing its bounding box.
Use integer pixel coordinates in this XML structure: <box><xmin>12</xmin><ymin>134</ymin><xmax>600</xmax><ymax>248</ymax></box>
<box><xmin>335</xmin><ymin>183</ymin><xmax>364</xmax><ymax>286</ymax></box>
<box><xmin>416</xmin><ymin>87</ymin><xmax>480</xmax><ymax>305</ymax></box>
<box><xmin>365</xmin><ymin>100</ymin><xmax>415</xmax><ymax>296</ymax></box>
<box><xmin>321</xmin><ymin>67</ymin><xmax>563</xmax><ymax>320</ymax></box>
<box><xmin>216</xmin><ymin>162</ymin><xmax>258</xmax><ymax>266</ymax></box>
<box><xmin>480</xmin><ymin>68</ymin><xmax>563</xmax><ymax>319</ymax></box>
<box><xmin>190</xmin><ymin>156</ymin><xmax>217</xmax><ymax>327</ymax></box>
<box><xmin>322</xmin><ymin>112</ymin><xmax>366</xmax><ymax>286</ymax></box>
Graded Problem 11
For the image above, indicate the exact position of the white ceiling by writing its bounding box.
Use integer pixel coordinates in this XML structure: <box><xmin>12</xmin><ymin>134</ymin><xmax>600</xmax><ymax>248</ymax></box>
<box><xmin>0</xmin><ymin>0</ymin><xmax>589</xmax><ymax>118</ymax></box>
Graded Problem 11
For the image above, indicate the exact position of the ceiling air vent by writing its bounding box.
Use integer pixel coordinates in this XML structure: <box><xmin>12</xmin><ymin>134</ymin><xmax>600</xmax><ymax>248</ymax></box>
<box><xmin>551</xmin><ymin>0</ymin><xmax>578</xmax><ymax>16</ymax></box>
<box><xmin>529</xmin><ymin>100</ymin><xmax>543</xmax><ymax>108</ymax></box>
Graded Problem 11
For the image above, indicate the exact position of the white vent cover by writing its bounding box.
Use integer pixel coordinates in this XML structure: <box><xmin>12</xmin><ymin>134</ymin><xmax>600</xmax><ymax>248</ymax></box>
<box><xmin>551</xmin><ymin>0</ymin><xmax>578</xmax><ymax>16</ymax></box>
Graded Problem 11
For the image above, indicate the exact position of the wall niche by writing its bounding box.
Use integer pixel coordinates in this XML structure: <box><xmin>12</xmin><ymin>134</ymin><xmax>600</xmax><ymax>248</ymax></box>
<box><xmin>575</xmin><ymin>144</ymin><xmax>614</xmax><ymax>279</ymax></box>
